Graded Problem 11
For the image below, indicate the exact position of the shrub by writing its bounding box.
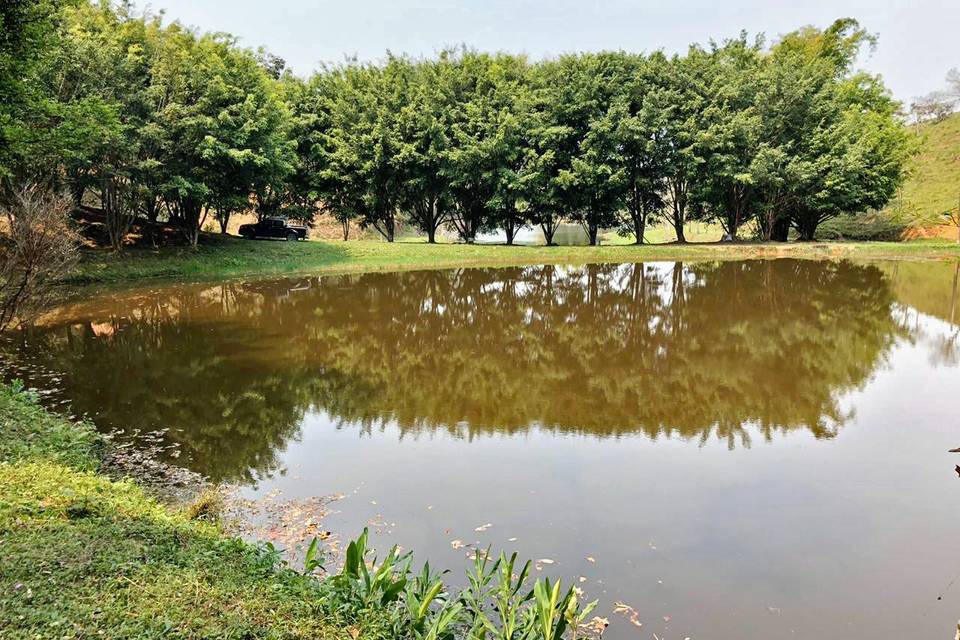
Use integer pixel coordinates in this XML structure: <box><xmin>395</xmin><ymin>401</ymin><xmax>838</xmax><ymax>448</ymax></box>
<box><xmin>0</xmin><ymin>184</ymin><xmax>80</xmax><ymax>330</ymax></box>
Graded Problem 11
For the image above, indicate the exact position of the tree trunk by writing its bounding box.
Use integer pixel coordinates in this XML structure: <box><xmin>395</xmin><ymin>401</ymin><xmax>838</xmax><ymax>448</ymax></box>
<box><xmin>673</xmin><ymin>214</ymin><xmax>686</xmax><ymax>243</ymax></box>
<box><xmin>633</xmin><ymin>214</ymin><xmax>646</xmax><ymax>245</ymax></box>
<box><xmin>180</xmin><ymin>199</ymin><xmax>203</xmax><ymax>247</ymax></box>
<box><xmin>145</xmin><ymin>196</ymin><xmax>161</xmax><ymax>248</ymax></box>
<box><xmin>669</xmin><ymin>179</ymin><xmax>687</xmax><ymax>243</ymax></box>
<box><xmin>427</xmin><ymin>226</ymin><xmax>436</xmax><ymax>244</ymax></box>
<box><xmin>71</xmin><ymin>182</ymin><xmax>85</xmax><ymax>209</ymax></box>
<box><xmin>374</xmin><ymin>213</ymin><xmax>396</xmax><ymax>242</ymax></box>
<box><xmin>505</xmin><ymin>224</ymin><xmax>515</xmax><ymax>246</ymax></box>
<box><xmin>796</xmin><ymin>218</ymin><xmax>818</xmax><ymax>241</ymax></box>
<box><xmin>342</xmin><ymin>219</ymin><xmax>350</xmax><ymax>241</ymax></box>
<box><xmin>541</xmin><ymin>221</ymin><xmax>556</xmax><ymax>246</ymax></box>
<box><xmin>218</xmin><ymin>214</ymin><xmax>229</xmax><ymax>234</ymax></box>
<box><xmin>771</xmin><ymin>216</ymin><xmax>789</xmax><ymax>242</ymax></box>
<box><xmin>102</xmin><ymin>177</ymin><xmax>135</xmax><ymax>252</ymax></box>
<box><xmin>588</xmin><ymin>221</ymin><xmax>599</xmax><ymax>246</ymax></box>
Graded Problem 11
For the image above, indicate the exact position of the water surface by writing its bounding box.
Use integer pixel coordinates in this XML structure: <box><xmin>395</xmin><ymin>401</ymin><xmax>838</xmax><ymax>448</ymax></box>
<box><xmin>4</xmin><ymin>259</ymin><xmax>960</xmax><ymax>639</ymax></box>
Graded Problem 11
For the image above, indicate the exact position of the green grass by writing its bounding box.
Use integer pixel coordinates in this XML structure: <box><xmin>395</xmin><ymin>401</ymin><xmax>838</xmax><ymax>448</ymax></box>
<box><xmin>70</xmin><ymin>233</ymin><xmax>960</xmax><ymax>288</ymax></box>
<box><xmin>888</xmin><ymin>111</ymin><xmax>960</xmax><ymax>221</ymax></box>
<box><xmin>0</xmin><ymin>385</ymin><xmax>386</xmax><ymax>639</ymax></box>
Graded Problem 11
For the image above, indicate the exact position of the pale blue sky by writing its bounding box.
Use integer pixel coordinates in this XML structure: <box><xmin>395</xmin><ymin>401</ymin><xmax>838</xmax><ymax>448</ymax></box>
<box><xmin>144</xmin><ymin>0</ymin><xmax>957</xmax><ymax>104</ymax></box>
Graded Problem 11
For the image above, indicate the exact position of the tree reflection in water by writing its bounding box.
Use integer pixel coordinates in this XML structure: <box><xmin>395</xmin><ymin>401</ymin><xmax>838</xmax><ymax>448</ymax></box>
<box><xmin>4</xmin><ymin>259</ymin><xmax>902</xmax><ymax>482</ymax></box>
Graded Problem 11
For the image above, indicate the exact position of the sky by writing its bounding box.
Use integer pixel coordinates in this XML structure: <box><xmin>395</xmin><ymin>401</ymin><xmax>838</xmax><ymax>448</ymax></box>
<box><xmin>143</xmin><ymin>0</ymin><xmax>958</xmax><ymax>105</ymax></box>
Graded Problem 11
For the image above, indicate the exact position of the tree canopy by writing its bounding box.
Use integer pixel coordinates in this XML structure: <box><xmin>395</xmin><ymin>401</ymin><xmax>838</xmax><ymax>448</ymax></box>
<box><xmin>2</xmin><ymin>2</ymin><xmax>916</xmax><ymax>246</ymax></box>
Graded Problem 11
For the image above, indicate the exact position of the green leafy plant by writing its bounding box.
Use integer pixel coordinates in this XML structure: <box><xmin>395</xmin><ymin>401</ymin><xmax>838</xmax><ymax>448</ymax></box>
<box><xmin>307</xmin><ymin>530</ymin><xmax>600</xmax><ymax>640</ymax></box>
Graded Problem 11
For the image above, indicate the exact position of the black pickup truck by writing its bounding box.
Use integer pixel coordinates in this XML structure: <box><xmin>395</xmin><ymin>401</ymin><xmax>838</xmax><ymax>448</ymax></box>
<box><xmin>238</xmin><ymin>217</ymin><xmax>309</xmax><ymax>241</ymax></box>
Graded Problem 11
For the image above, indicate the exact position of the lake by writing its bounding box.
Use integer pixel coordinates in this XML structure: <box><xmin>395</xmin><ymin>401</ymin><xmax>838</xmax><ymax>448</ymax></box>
<box><xmin>3</xmin><ymin>258</ymin><xmax>959</xmax><ymax>639</ymax></box>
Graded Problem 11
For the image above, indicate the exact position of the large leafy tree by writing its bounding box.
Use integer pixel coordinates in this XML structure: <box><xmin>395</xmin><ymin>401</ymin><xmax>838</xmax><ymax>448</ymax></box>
<box><xmin>152</xmin><ymin>32</ymin><xmax>294</xmax><ymax>245</ymax></box>
<box><xmin>610</xmin><ymin>53</ymin><xmax>672</xmax><ymax>244</ymax></box>
<box><xmin>561</xmin><ymin>53</ymin><xmax>637</xmax><ymax>245</ymax></box>
<box><xmin>320</xmin><ymin>59</ymin><xmax>406</xmax><ymax>241</ymax></box>
<box><xmin>444</xmin><ymin>51</ymin><xmax>522</xmax><ymax>243</ymax></box>
<box><xmin>689</xmin><ymin>36</ymin><xmax>765</xmax><ymax>239</ymax></box>
<box><xmin>760</xmin><ymin>19</ymin><xmax>915</xmax><ymax>240</ymax></box>
<box><xmin>657</xmin><ymin>52</ymin><xmax>707</xmax><ymax>244</ymax></box>
<box><xmin>394</xmin><ymin>56</ymin><xmax>454</xmax><ymax>243</ymax></box>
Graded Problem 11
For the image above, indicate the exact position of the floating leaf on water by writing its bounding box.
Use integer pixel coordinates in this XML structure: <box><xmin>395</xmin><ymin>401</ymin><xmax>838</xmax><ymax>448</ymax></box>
<box><xmin>588</xmin><ymin>617</ymin><xmax>609</xmax><ymax>632</ymax></box>
<box><xmin>474</xmin><ymin>523</ymin><xmax>492</xmax><ymax>532</ymax></box>
<box><xmin>586</xmin><ymin>556</ymin><xmax>596</xmax><ymax>563</ymax></box>
<box><xmin>613</xmin><ymin>602</ymin><xmax>633</xmax><ymax>614</ymax></box>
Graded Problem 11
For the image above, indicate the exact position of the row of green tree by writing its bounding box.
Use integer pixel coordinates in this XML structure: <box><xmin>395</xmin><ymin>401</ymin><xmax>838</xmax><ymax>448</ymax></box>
<box><xmin>2</xmin><ymin>1</ymin><xmax>916</xmax><ymax>247</ymax></box>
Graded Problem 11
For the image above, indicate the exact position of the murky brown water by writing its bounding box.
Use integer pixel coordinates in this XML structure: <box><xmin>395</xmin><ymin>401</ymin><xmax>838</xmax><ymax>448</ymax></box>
<box><xmin>3</xmin><ymin>259</ymin><xmax>960</xmax><ymax>639</ymax></box>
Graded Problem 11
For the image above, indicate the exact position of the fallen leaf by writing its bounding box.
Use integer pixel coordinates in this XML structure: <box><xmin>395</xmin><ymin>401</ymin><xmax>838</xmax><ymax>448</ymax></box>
<box><xmin>586</xmin><ymin>556</ymin><xmax>596</xmax><ymax>563</ymax></box>
<box><xmin>589</xmin><ymin>617</ymin><xmax>609</xmax><ymax>631</ymax></box>
<box><xmin>474</xmin><ymin>523</ymin><xmax>492</xmax><ymax>532</ymax></box>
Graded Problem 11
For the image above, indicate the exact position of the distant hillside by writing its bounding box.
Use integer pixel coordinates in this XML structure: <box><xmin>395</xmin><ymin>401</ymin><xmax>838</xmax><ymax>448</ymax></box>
<box><xmin>889</xmin><ymin>111</ymin><xmax>960</xmax><ymax>230</ymax></box>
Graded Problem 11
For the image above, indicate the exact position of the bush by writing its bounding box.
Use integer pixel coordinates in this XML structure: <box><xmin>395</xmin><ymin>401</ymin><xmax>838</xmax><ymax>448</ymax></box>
<box><xmin>0</xmin><ymin>184</ymin><xmax>80</xmax><ymax>330</ymax></box>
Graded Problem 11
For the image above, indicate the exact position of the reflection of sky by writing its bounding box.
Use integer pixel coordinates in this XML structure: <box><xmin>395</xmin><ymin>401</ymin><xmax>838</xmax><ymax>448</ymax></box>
<box><xmin>243</xmin><ymin>308</ymin><xmax>960</xmax><ymax>640</ymax></box>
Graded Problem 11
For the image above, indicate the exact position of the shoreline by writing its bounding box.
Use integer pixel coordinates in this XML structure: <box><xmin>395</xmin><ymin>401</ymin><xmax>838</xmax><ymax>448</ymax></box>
<box><xmin>66</xmin><ymin>237</ymin><xmax>960</xmax><ymax>294</ymax></box>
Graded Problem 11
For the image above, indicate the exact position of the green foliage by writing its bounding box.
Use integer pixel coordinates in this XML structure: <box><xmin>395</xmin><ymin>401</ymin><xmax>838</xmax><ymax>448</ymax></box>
<box><xmin>4</xmin><ymin>3</ymin><xmax>916</xmax><ymax>248</ymax></box>
<box><xmin>0</xmin><ymin>0</ymin><xmax>80</xmax><ymax>179</ymax></box>
<box><xmin>314</xmin><ymin>529</ymin><xmax>595</xmax><ymax>640</ymax></box>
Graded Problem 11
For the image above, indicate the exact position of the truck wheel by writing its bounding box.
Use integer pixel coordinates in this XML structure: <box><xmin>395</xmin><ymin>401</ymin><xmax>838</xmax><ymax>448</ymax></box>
<box><xmin>286</xmin><ymin>232</ymin><xmax>298</xmax><ymax>242</ymax></box>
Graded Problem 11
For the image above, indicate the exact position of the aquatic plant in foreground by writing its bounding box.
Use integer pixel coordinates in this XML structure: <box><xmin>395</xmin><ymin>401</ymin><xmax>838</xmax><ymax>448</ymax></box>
<box><xmin>312</xmin><ymin>528</ymin><xmax>601</xmax><ymax>639</ymax></box>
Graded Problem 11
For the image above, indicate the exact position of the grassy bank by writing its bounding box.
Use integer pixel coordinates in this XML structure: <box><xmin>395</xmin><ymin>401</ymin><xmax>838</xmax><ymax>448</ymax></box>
<box><xmin>71</xmin><ymin>234</ymin><xmax>960</xmax><ymax>287</ymax></box>
<box><xmin>0</xmin><ymin>384</ymin><xmax>382</xmax><ymax>639</ymax></box>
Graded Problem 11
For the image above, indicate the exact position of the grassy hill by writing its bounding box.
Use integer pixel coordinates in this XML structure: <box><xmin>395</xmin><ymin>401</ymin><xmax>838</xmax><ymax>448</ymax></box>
<box><xmin>890</xmin><ymin>111</ymin><xmax>960</xmax><ymax>225</ymax></box>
